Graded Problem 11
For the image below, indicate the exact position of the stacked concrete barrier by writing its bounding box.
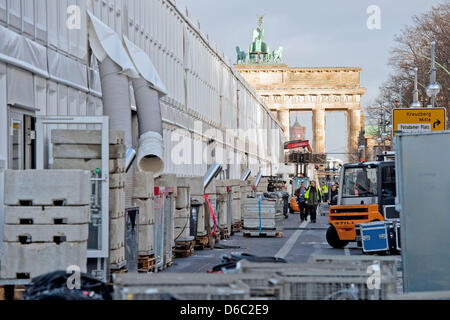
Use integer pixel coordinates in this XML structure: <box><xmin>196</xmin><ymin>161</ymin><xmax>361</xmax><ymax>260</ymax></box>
<box><xmin>173</xmin><ymin>178</ymin><xmax>194</xmax><ymax>258</ymax></box>
<box><xmin>240</xmin><ymin>178</ymin><xmax>255</xmax><ymax>228</ymax></box>
<box><xmin>51</xmin><ymin>130</ymin><xmax>127</xmax><ymax>271</ymax></box>
<box><xmin>215</xmin><ymin>180</ymin><xmax>230</xmax><ymax>239</ymax></box>
<box><xmin>256</xmin><ymin>177</ymin><xmax>270</xmax><ymax>193</ymax></box>
<box><xmin>155</xmin><ymin>175</ymin><xmax>176</xmax><ymax>269</ymax></box>
<box><xmin>230</xmin><ymin>180</ymin><xmax>242</xmax><ymax>233</ymax></box>
<box><xmin>1</xmin><ymin>170</ymin><xmax>90</xmax><ymax>280</ymax></box>
<box><xmin>132</xmin><ymin>172</ymin><xmax>156</xmax><ymax>273</ymax></box>
<box><xmin>189</xmin><ymin>177</ymin><xmax>208</xmax><ymax>249</ymax></box>
<box><xmin>243</xmin><ymin>197</ymin><xmax>284</xmax><ymax>237</ymax></box>
<box><xmin>204</xmin><ymin>180</ymin><xmax>220</xmax><ymax>244</ymax></box>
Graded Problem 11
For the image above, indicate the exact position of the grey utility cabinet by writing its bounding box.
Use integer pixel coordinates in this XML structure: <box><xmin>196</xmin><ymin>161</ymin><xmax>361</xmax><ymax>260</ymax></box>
<box><xmin>395</xmin><ymin>131</ymin><xmax>450</xmax><ymax>292</ymax></box>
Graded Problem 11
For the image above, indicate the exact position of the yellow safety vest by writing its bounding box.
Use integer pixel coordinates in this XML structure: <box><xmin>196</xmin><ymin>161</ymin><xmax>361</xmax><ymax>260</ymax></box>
<box><xmin>305</xmin><ymin>187</ymin><xmax>321</xmax><ymax>201</ymax></box>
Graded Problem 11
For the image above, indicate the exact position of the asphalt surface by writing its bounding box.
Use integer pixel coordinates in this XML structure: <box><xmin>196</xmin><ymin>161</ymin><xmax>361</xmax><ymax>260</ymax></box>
<box><xmin>165</xmin><ymin>204</ymin><xmax>362</xmax><ymax>273</ymax></box>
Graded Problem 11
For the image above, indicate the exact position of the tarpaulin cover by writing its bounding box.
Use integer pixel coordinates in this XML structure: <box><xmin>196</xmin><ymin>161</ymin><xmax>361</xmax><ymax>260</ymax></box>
<box><xmin>123</xmin><ymin>36</ymin><xmax>168</xmax><ymax>96</ymax></box>
<box><xmin>0</xmin><ymin>24</ymin><xmax>48</xmax><ymax>78</ymax></box>
<box><xmin>87</xmin><ymin>10</ymin><xmax>138</xmax><ymax>78</ymax></box>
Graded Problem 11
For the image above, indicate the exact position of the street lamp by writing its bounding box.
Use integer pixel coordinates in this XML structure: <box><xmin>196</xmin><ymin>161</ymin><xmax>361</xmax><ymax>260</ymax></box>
<box><xmin>410</xmin><ymin>67</ymin><xmax>423</xmax><ymax>108</ymax></box>
<box><xmin>426</xmin><ymin>41</ymin><xmax>441</xmax><ymax>107</ymax></box>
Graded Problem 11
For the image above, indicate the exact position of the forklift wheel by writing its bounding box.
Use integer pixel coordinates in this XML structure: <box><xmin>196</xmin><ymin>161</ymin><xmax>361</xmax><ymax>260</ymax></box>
<box><xmin>326</xmin><ymin>226</ymin><xmax>349</xmax><ymax>249</ymax></box>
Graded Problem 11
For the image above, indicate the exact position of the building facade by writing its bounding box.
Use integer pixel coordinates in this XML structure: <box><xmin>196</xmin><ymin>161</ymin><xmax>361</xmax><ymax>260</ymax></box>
<box><xmin>0</xmin><ymin>0</ymin><xmax>285</xmax><ymax>178</ymax></box>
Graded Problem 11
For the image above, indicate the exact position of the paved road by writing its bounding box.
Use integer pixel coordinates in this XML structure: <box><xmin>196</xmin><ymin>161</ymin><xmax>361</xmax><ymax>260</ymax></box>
<box><xmin>165</xmin><ymin>204</ymin><xmax>361</xmax><ymax>273</ymax></box>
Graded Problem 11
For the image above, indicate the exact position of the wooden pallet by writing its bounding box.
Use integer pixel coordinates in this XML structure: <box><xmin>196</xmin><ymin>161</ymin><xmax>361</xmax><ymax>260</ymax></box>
<box><xmin>243</xmin><ymin>230</ymin><xmax>283</xmax><ymax>238</ymax></box>
<box><xmin>232</xmin><ymin>221</ymin><xmax>243</xmax><ymax>233</ymax></box>
<box><xmin>0</xmin><ymin>285</ymin><xmax>26</xmax><ymax>301</ymax></box>
<box><xmin>215</xmin><ymin>232</ymin><xmax>220</xmax><ymax>244</ymax></box>
<box><xmin>138</xmin><ymin>254</ymin><xmax>156</xmax><ymax>273</ymax></box>
<box><xmin>109</xmin><ymin>266</ymin><xmax>128</xmax><ymax>285</ymax></box>
<box><xmin>220</xmin><ymin>227</ymin><xmax>230</xmax><ymax>240</ymax></box>
<box><xmin>195</xmin><ymin>235</ymin><xmax>209</xmax><ymax>250</ymax></box>
<box><xmin>175</xmin><ymin>240</ymin><xmax>195</xmax><ymax>258</ymax></box>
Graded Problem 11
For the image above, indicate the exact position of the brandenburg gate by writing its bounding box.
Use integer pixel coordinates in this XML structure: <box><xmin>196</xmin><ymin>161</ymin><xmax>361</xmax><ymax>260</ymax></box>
<box><xmin>235</xmin><ymin>17</ymin><xmax>366</xmax><ymax>158</ymax></box>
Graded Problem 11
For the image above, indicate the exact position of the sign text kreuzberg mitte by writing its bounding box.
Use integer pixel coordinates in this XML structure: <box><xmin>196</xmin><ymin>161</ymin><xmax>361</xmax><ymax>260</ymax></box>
<box><xmin>392</xmin><ymin>108</ymin><xmax>447</xmax><ymax>136</ymax></box>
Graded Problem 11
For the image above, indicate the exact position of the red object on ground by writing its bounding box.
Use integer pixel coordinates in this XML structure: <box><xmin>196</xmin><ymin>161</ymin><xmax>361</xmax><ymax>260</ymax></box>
<box><xmin>204</xmin><ymin>194</ymin><xmax>217</xmax><ymax>236</ymax></box>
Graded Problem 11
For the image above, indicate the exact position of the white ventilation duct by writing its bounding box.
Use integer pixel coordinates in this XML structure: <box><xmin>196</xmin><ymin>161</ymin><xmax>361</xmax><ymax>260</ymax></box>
<box><xmin>87</xmin><ymin>11</ymin><xmax>139</xmax><ymax>206</ymax></box>
<box><xmin>123</xmin><ymin>36</ymin><xmax>167</xmax><ymax>176</ymax></box>
<box><xmin>87</xmin><ymin>11</ymin><xmax>138</xmax><ymax>149</ymax></box>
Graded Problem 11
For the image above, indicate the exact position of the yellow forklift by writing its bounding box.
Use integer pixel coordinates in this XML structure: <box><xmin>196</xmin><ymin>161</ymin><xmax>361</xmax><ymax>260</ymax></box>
<box><xmin>326</xmin><ymin>155</ymin><xmax>398</xmax><ymax>249</ymax></box>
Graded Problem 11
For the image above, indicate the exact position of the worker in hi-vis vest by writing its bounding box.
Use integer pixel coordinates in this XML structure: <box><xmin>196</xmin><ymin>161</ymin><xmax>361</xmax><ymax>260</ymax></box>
<box><xmin>304</xmin><ymin>180</ymin><xmax>322</xmax><ymax>223</ymax></box>
<box><xmin>321</xmin><ymin>183</ymin><xmax>328</xmax><ymax>203</ymax></box>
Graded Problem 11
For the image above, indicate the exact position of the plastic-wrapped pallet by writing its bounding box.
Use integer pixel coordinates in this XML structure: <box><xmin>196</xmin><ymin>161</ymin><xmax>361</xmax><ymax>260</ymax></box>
<box><xmin>1</xmin><ymin>170</ymin><xmax>90</xmax><ymax>280</ymax></box>
<box><xmin>132</xmin><ymin>172</ymin><xmax>155</xmax><ymax>273</ymax></box>
<box><xmin>243</xmin><ymin>197</ymin><xmax>284</xmax><ymax>237</ymax></box>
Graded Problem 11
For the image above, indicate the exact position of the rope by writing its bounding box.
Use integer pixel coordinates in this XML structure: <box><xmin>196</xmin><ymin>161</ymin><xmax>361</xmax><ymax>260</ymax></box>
<box><xmin>258</xmin><ymin>195</ymin><xmax>264</xmax><ymax>235</ymax></box>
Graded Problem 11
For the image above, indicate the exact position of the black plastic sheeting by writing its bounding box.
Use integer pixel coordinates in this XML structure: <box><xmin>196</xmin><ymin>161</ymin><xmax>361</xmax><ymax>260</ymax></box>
<box><xmin>22</xmin><ymin>271</ymin><xmax>112</xmax><ymax>300</ymax></box>
<box><xmin>207</xmin><ymin>253</ymin><xmax>287</xmax><ymax>273</ymax></box>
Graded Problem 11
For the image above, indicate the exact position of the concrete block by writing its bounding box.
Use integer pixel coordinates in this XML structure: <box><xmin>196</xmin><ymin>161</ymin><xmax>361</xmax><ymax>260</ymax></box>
<box><xmin>176</xmin><ymin>177</ymin><xmax>190</xmax><ymax>188</ymax></box>
<box><xmin>4</xmin><ymin>206</ymin><xmax>90</xmax><ymax>225</ymax></box>
<box><xmin>110</xmin><ymin>216</ymin><xmax>125</xmax><ymax>250</ymax></box>
<box><xmin>0</xmin><ymin>242</ymin><xmax>87</xmax><ymax>279</ymax></box>
<box><xmin>215</xmin><ymin>180</ymin><xmax>229</xmax><ymax>188</ymax></box>
<box><xmin>138</xmin><ymin>223</ymin><xmax>154</xmax><ymax>254</ymax></box>
<box><xmin>174</xmin><ymin>226</ymin><xmax>191</xmax><ymax>240</ymax></box>
<box><xmin>189</xmin><ymin>177</ymin><xmax>204</xmax><ymax>196</ymax></box>
<box><xmin>232</xmin><ymin>200</ymin><xmax>241</xmax><ymax>223</ymax></box>
<box><xmin>132</xmin><ymin>172</ymin><xmax>154</xmax><ymax>199</ymax></box>
<box><xmin>243</xmin><ymin>218</ymin><xmax>284</xmax><ymax>230</ymax></box>
<box><xmin>155</xmin><ymin>174</ymin><xmax>177</xmax><ymax>188</ymax></box>
<box><xmin>53</xmin><ymin>144</ymin><xmax>126</xmax><ymax>159</ymax></box>
<box><xmin>132</xmin><ymin>198</ymin><xmax>154</xmax><ymax>225</ymax></box>
<box><xmin>231</xmin><ymin>186</ymin><xmax>240</xmax><ymax>193</ymax></box>
<box><xmin>51</xmin><ymin>129</ymin><xmax>125</xmax><ymax>145</ymax></box>
<box><xmin>110</xmin><ymin>173</ymin><xmax>126</xmax><ymax>189</ymax></box>
<box><xmin>244</xmin><ymin>209</ymin><xmax>283</xmax><ymax>219</ymax></box>
<box><xmin>229</xmin><ymin>180</ymin><xmax>241</xmax><ymax>187</ymax></box>
<box><xmin>196</xmin><ymin>204</ymin><xmax>206</xmax><ymax>236</ymax></box>
<box><xmin>3</xmin><ymin>224</ymin><xmax>89</xmax><ymax>243</ymax></box>
<box><xmin>110</xmin><ymin>246</ymin><xmax>125</xmax><ymax>265</ymax></box>
<box><xmin>216</xmin><ymin>186</ymin><xmax>228</xmax><ymax>194</ymax></box>
<box><xmin>4</xmin><ymin>170</ymin><xmax>91</xmax><ymax>206</ymax></box>
<box><xmin>175</xmin><ymin>208</ymin><xmax>190</xmax><ymax>219</ymax></box>
<box><xmin>205</xmin><ymin>180</ymin><xmax>216</xmax><ymax>194</ymax></box>
<box><xmin>232</xmin><ymin>192</ymin><xmax>241</xmax><ymax>200</ymax></box>
<box><xmin>174</xmin><ymin>216</ymin><xmax>190</xmax><ymax>228</ymax></box>
<box><xmin>109</xmin><ymin>188</ymin><xmax>125</xmax><ymax>219</ymax></box>
<box><xmin>191</xmin><ymin>195</ymin><xmax>205</xmax><ymax>204</ymax></box>
<box><xmin>176</xmin><ymin>187</ymin><xmax>190</xmax><ymax>209</ymax></box>
<box><xmin>53</xmin><ymin>158</ymin><xmax>126</xmax><ymax>173</ymax></box>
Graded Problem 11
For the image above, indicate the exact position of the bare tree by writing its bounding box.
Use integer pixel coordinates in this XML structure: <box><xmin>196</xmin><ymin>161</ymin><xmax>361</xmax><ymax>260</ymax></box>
<box><xmin>366</xmin><ymin>2</ymin><xmax>450</xmax><ymax>127</ymax></box>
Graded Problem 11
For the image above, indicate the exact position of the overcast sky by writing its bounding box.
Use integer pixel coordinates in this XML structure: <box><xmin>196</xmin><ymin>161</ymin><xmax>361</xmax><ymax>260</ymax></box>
<box><xmin>176</xmin><ymin>0</ymin><xmax>441</xmax><ymax>106</ymax></box>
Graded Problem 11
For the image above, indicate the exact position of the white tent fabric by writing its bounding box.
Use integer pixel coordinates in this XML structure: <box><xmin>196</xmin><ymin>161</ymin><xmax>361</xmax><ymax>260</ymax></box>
<box><xmin>0</xmin><ymin>24</ymin><xmax>48</xmax><ymax>78</ymax></box>
<box><xmin>87</xmin><ymin>10</ymin><xmax>138</xmax><ymax>79</ymax></box>
<box><xmin>123</xmin><ymin>36</ymin><xmax>168</xmax><ymax>96</ymax></box>
<box><xmin>48</xmin><ymin>49</ymin><xmax>88</xmax><ymax>92</ymax></box>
